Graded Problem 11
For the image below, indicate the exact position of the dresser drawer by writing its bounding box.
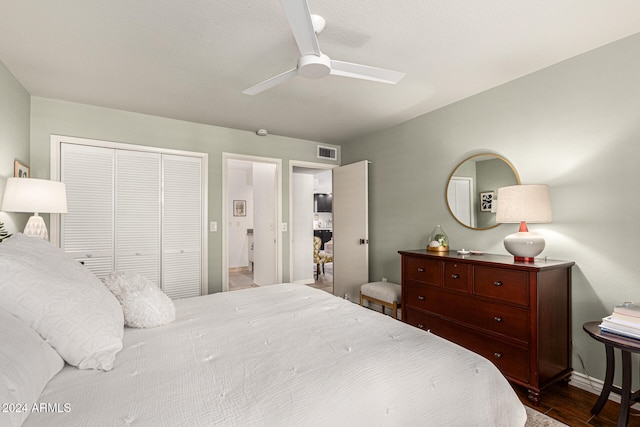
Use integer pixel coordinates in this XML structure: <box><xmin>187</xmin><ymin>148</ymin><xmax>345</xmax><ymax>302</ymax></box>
<box><xmin>405</xmin><ymin>285</ymin><xmax>529</xmax><ymax>341</ymax></box>
<box><xmin>404</xmin><ymin>256</ymin><xmax>442</xmax><ymax>287</ymax></box>
<box><xmin>404</xmin><ymin>310</ymin><xmax>529</xmax><ymax>383</ymax></box>
<box><xmin>444</xmin><ymin>261</ymin><xmax>470</xmax><ymax>292</ymax></box>
<box><xmin>474</xmin><ymin>266</ymin><xmax>529</xmax><ymax>306</ymax></box>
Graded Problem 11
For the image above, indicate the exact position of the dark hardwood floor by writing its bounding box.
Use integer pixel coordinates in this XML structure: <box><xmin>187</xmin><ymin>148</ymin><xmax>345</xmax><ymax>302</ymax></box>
<box><xmin>515</xmin><ymin>382</ymin><xmax>640</xmax><ymax>426</ymax></box>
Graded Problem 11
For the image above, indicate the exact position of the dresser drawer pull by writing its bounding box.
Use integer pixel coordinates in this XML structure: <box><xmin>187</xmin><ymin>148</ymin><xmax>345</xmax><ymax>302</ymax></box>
<box><xmin>450</xmin><ymin>274</ymin><xmax>459</xmax><ymax>279</ymax></box>
<box><xmin>417</xmin><ymin>324</ymin><xmax>425</xmax><ymax>329</ymax></box>
<box><xmin>493</xmin><ymin>281</ymin><xmax>503</xmax><ymax>287</ymax></box>
<box><xmin>417</xmin><ymin>267</ymin><xmax>425</xmax><ymax>272</ymax></box>
<box><xmin>417</xmin><ymin>295</ymin><xmax>425</xmax><ymax>301</ymax></box>
<box><xmin>493</xmin><ymin>352</ymin><xmax>502</xmax><ymax>359</ymax></box>
<box><xmin>494</xmin><ymin>316</ymin><xmax>503</xmax><ymax>322</ymax></box>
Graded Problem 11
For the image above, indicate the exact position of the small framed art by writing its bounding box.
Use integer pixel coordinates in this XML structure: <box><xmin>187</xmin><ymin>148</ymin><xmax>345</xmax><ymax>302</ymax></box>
<box><xmin>14</xmin><ymin>160</ymin><xmax>30</xmax><ymax>178</ymax></box>
<box><xmin>233</xmin><ymin>200</ymin><xmax>246</xmax><ymax>217</ymax></box>
<box><xmin>480</xmin><ymin>191</ymin><xmax>494</xmax><ymax>212</ymax></box>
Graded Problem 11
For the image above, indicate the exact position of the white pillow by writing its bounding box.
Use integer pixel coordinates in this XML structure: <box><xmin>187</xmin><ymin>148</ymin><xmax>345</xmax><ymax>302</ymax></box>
<box><xmin>0</xmin><ymin>234</ymin><xmax>124</xmax><ymax>371</ymax></box>
<box><xmin>104</xmin><ymin>271</ymin><xmax>175</xmax><ymax>328</ymax></box>
<box><xmin>0</xmin><ymin>307</ymin><xmax>64</xmax><ymax>427</ymax></box>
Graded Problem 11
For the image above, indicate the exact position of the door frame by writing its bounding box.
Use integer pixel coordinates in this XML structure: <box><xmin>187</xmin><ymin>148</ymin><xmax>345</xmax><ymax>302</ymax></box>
<box><xmin>222</xmin><ymin>153</ymin><xmax>282</xmax><ymax>291</ymax></box>
<box><xmin>288</xmin><ymin>161</ymin><xmax>337</xmax><ymax>286</ymax></box>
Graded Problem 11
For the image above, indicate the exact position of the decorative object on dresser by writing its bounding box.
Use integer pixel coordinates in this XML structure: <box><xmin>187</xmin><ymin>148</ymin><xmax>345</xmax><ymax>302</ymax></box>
<box><xmin>1</xmin><ymin>177</ymin><xmax>68</xmax><ymax>240</ymax></box>
<box><xmin>399</xmin><ymin>249</ymin><xmax>574</xmax><ymax>403</ymax></box>
<box><xmin>427</xmin><ymin>224</ymin><xmax>449</xmax><ymax>252</ymax></box>
<box><xmin>496</xmin><ymin>184</ymin><xmax>552</xmax><ymax>262</ymax></box>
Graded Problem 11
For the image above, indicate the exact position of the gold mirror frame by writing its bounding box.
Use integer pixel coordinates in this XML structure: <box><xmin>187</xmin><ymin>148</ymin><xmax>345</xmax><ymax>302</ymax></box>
<box><xmin>446</xmin><ymin>153</ymin><xmax>520</xmax><ymax>230</ymax></box>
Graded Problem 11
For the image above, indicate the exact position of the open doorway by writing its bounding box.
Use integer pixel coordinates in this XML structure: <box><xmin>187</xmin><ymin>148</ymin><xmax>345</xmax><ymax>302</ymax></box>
<box><xmin>223</xmin><ymin>154</ymin><xmax>281</xmax><ymax>292</ymax></box>
<box><xmin>290</xmin><ymin>162</ymin><xmax>335</xmax><ymax>295</ymax></box>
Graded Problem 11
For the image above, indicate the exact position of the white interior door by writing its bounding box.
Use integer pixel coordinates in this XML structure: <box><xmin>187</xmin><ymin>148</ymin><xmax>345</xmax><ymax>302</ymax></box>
<box><xmin>448</xmin><ymin>177</ymin><xmax>474</xmax><ymax>227</ymax></box>
<box><xmin>332</xmin><ymin>160</ymin><xmax>368</xmax><ymax>300</ymax></box>
<box><xmin>252</xmin><ymin>162</ymin><xmax>278</xmax><ymax>286</ymax></box>
<box><xmin>291</xmin><ymin>172</ymin><xmax>314</xmax><ymax>284</ymax></box>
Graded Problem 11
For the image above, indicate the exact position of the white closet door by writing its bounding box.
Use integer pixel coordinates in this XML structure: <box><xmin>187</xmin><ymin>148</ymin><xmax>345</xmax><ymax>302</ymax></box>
<box><xmin>60</xmin><ymin>143</ymin><xmax>114</xmax><ymax>279</ymax></box>
<box><xmin>162</xmin><ymin>154</ymin><xmax>202</xmax><ymax>298</ymax></box>
<box><xmin>115</xmin><ymin>150</ymin><xmax>161</xmax><ymax>287</ymax></box>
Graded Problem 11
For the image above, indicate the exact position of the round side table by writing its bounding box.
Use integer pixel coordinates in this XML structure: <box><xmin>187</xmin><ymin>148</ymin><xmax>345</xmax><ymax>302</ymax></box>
<box><xmin>583</xmin><ymin>321</ymin><xmax>640</xmax><ymax>427</ymax></box>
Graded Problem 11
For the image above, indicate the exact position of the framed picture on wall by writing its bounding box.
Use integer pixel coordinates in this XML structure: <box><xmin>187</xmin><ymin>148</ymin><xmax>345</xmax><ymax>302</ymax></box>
<box><xmin>14</xmin><ymin>160</ymin><xmax>29</xmax><ymax>178</ymax></box>
<box><xmin>233</xmin><ymin>200</ymin><xmax>246</xmax><ymax>217</ymax></box>
<box><xmin>480</xmin><ymin>191</ymin><xmax>494</xmax><ymax>212</ymax></box>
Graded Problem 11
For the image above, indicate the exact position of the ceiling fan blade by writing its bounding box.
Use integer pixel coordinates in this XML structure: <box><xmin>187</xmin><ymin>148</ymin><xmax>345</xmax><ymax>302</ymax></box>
<box><xmin>280</xmin><ymin>0</ymin><xmax>321</xmax><ymax>57</ymax></box>
<box><xmin>330</xmin><ymin>60</ymin><xmax>405</xmax><ymax>84</ymax></box>
<box><xmin>242</xmin><ymin>68</ymin><xmax>299</xmax><ymax>95</ymax></box>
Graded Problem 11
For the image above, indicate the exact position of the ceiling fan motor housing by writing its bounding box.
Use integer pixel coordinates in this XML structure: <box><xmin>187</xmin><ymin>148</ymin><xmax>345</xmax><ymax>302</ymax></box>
<box><xmin>298</xmin><ymin>53</ymin><xmax>331</xmax><ymax>79</ymax></box>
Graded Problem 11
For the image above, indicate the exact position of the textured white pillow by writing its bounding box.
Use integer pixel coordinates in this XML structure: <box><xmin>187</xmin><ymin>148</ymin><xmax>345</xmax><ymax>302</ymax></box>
<box><xmin>0</xmin><ymin>307</ymin><xmax>64</xmax><ymax>427</ymax></box>
<box><xmin>104</xmin><ymin>271</ymin><xmax>175</xmax><ymax>328</ymax></box>
<box><xmin>0</xmin><ymin>234</ymin><xmax>124</xmax><ymax>371</ymax></box>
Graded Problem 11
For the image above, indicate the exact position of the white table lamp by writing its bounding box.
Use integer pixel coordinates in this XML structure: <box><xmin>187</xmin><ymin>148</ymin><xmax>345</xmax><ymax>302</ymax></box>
<box><xmin>496</xmin><ymin>184</ymin><xmax>552</xmax><ymax>262</ymax></box>
<box><xmin>1</xmin><ymin>177</ymin><xmax>68</xmax><ymax>240</ymax></box>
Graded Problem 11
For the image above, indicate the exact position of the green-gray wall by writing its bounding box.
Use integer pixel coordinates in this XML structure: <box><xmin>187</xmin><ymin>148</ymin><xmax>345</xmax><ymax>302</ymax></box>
<box><xmin>342</xmin><ymin>33</ymin><xmax>640</xmax><ymax>387</ymax></box>
<box><xmin>0</xmin><ymin>60</ymin><xmax>30</xmax><ymax>233</ymax></box>
<box><xmin>3</xmin><ymin>31</ymin><xmax>640</xmax><ymax>391</ymax></box>
<box><xmin>26</xmin><ymin>97</ymin><xmax>338</xmax><ymax>294</ymax></box>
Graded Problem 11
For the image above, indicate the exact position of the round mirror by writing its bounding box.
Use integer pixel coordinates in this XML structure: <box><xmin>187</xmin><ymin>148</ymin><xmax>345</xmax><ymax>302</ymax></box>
<box><xmin>446</xmin><ymin>154</ymin><xmax>520</xmax><ymax>230</ymax></box>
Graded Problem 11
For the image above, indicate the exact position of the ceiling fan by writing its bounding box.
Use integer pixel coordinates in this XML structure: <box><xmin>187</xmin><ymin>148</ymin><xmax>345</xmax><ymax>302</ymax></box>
<box><xmin>242</xmin><ymin>0</ymin><xmax>405</xmax><ymax>95</ymax></box>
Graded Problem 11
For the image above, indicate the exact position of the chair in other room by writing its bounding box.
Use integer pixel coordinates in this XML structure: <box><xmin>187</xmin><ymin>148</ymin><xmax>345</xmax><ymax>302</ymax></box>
<box><xmin>313</xmin><ymin>236</ymin><xmax>333</xmax><ymax>280</ymax></box>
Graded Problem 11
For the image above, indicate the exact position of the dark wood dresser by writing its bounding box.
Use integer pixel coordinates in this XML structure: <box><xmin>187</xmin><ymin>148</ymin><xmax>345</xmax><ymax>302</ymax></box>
<box><xmin>399</xmin><ymin>249</ymin><xmax>574</xmax><ymax>403</ymax></box>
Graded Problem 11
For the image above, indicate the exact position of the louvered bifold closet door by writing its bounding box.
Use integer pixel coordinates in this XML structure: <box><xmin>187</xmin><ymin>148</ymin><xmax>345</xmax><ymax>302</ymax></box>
<box><xmin>60</xmin><ymin>143</ymin><xmax>114</xmax><ymax>279</ymax></box>
<box><xmin>162</xmin><ymin>154</ymin><xmax>202</xmax><ymax>299</ymax></box>
<box><xmin>115</xmin><ymin>150</ymin><xmax>161</xmax><ymax>287</ymax></box>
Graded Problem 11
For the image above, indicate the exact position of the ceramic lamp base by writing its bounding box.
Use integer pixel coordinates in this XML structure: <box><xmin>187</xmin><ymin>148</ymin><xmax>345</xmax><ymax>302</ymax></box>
<box><xmin>503</xmin><ymin>231</ymin><xmax>544</xmax><ymax>263</ymax></box>
<box><xmin>23</xmin><ymin>214</ymin><xmax>49</xmax><ymax>240</ymax></box>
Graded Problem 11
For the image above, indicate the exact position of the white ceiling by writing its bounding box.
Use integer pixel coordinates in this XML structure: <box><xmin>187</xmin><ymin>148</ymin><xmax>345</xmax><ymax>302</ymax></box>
<box><xmin>1</xmin><ymin>1</ymin><xmax>639</xmax><ymax>145</ymax></box>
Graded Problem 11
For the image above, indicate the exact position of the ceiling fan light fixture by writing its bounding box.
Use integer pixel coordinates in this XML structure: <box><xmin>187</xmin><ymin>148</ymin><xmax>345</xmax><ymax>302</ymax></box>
<box><xmin>310</xmin><ymin>14</ymin><xmax>326</xmax><ymax>34</ymax></box>
<box><xmin>298</xmin><ymin>54</ymin><xmax>331</xmax><ymax>79</ymax></box>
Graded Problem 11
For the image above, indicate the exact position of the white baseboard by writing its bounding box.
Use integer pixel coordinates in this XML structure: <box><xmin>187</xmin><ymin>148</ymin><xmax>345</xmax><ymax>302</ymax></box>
<box><xmin>569</xmin><ymin>371</ymin><xmax>640</xmax><ymax>410</ymax></box>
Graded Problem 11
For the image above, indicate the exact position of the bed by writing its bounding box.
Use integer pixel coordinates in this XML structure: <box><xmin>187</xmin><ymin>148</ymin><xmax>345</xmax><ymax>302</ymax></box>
<box><xmin>1</xmin><ymin>234</ymin><xmax>526</xmax><ymax>426</ymax></box>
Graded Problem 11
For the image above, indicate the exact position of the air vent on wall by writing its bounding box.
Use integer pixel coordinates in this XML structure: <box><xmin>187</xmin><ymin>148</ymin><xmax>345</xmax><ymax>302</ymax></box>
<box><xmin>317</xmin><ymin>145</ymin><xmax>337</xmax><ymax>160</ymax></box>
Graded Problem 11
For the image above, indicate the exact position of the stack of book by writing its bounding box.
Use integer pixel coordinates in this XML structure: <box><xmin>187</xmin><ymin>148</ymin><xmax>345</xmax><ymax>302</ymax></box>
<box><xmin>600</xmin><ymin>302</ymin><xmax>640</xmax><ymax>340</ymax></box>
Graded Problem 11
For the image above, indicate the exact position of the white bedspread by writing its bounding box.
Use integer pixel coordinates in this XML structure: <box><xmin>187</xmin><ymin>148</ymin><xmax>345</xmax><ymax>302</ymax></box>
<box><xmin>24</xmin><ymin>284</ymin><xmax>526</xmax><ymax>426</ymax></box>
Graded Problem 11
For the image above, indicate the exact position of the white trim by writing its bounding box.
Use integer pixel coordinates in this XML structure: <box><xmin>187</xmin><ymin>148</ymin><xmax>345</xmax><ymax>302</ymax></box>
<box><xmin>288</xmin><ymin>160</ymin><xmax>337</xmax><ymax>285</ymax></box>
<box><xmin>222</xmin><ymin>152</ymin><xmax>282</xmax><ymax>292</ymax></box>
<box><xmin>569</xmin><ymin>371</ymin><xmax>640</xmax><ymax>410</ymax></box>
<box><xmin>50</xmin><ymin>134</ymin><xmax>208</xmax><ymax>296</ymax></box>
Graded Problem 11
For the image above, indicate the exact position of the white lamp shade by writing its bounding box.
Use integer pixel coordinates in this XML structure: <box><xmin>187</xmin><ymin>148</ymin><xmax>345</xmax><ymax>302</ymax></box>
<box><xmin>1</xmin><ymin>178</ymin><xmax>68</xmax><ymax>214</ymax></box>
<box><xmin>495</xmin><ymin>184</ymin><xmax>551</xmax><ymax>224</ymax></box>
